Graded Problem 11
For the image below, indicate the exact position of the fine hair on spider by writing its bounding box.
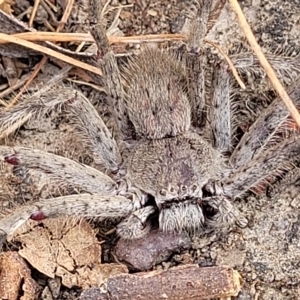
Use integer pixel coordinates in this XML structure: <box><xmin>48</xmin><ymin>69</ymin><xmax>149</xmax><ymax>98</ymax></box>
<box><xmin>1</xmin><ymin>0</ymin><xmax>300</xmax><ymax>246</ymax></box>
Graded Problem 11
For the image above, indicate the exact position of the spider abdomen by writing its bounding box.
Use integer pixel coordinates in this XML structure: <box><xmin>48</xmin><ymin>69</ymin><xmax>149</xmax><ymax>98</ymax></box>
<box><xmin>123</xmin><ymin>47</ymin><xmax>190</xmax><ymax>139</ymax></box>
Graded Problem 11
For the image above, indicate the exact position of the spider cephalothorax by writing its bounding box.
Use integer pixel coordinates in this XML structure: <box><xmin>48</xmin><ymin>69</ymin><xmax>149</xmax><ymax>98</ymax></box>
<box><xmin>1</xmin><ymin>0</ymin><xmax>300</xmax><ymax>246</ymax></box>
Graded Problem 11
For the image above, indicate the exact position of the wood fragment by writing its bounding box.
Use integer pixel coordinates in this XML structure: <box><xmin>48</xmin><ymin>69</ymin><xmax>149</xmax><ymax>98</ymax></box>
<box><xmin>105</xmin><ymin>265</ymin><xmax>241</xmax><ymax>300</ymax></box>
<box><xmin>28</xmin><ymin>0</ymin><xmax>40</xmax><ymax>27</ymax></box>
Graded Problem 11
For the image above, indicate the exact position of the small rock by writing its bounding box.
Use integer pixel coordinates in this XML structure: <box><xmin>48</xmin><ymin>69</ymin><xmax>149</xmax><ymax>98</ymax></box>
<box><xmin>41</xmin><ymin>286</ymin><xmax>54</xmax><ymax>300</ymax></box>
<box><xmin>114</xmin><ymin>230</ymin><xmax>191</xmax><ymax>271</ymax></box>
<box><xmin>147</xmin><ymin>9</ymin><xmax>158</xmax><ymax>17</ymax></box>
<box><xmin>48</xmin><ymin>277</ymin><xmax>61</xmax><ymax>298</ymax></box>
<box><xmin>216</xmin><ymin>249</ymin><xmax>246</xmax><ymax>267</ymax></box>
<box><xmin>79</xmin><ymin>287</ymin><xmax>108</xmax><ymax>300</ymax></box>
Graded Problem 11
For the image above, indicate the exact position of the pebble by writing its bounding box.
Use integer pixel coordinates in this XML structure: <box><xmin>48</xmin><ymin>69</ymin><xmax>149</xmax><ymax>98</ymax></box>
<box><xmin>114</xmin><ymin>230</ymin><xmax>191</xmax><ymax>271</ymax></box>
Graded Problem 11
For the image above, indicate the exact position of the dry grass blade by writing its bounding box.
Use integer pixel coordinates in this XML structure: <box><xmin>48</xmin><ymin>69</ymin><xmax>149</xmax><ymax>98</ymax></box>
<box><xmin>28</xmin><ymin>0</ymin><xmax>40</xmax><ymax>27</ymax></box>
<box><xmin>0</xmin><ymin>33</ymin><xmax>103</xmax><ymax>76</ymax></box>
<box><xmin>205</xmin><ymin>39</ymin><xmax>245</xmax><ymax>89</ymax></box>
<box><xmin>228</xmin><ymin>0</ymin><xmax>300</xmax><ymax>128</ymax></box>
<box><xmin>5</xmin><ymin>56</ymin><xmax>48</xmax><ymax>110</ymax></box>
<box><xmin>5</xmin><ymin>0</ymin><xmax>76</xmax><ymax>109</ymax></box>
<box><xmin>0</xmin><ymin>32</ymin><xmax>185</xmax><ymax>44</ymax></box>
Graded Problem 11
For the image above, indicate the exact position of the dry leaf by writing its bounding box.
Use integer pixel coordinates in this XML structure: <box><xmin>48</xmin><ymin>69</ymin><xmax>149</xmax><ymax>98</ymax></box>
<box><xmin>12</xmin><ymin>218</ymin><xmax>107</xmax><ymax>288</ymax></box>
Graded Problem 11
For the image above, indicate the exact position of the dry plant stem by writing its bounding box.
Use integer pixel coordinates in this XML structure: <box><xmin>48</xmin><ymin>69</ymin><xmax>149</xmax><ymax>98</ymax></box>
<box><xmin>0</xmin><ymin>33</ymin><xmax>102</xmax><ymax>76</ymax></box>
<box><xmin>40</xmin><ymin>0</ymin><xmax>59</xmax><ymax>23</ymax></box>
<box><xmin>66</xmin><ymin>78</ymin><xmax>105</xmax><ymax>92</ymax></box>
<box><xmin>44</xmin><ymin>0</ymin><xmax>58</xmax><ymax>12</ymax></box>
<box><xmin>0</xmin><ymin>75</ymin><xmax>30</xmax><ymax>99</ymax></box>
<box><xmin>228</xmin><ymin>0</ymin><xmax>300</xmax><ymax>128</ymax></box>
<box><xmin>0</xmin><ymin>32</ymin><xmax>185</xmax><ymax>44</ymax></box>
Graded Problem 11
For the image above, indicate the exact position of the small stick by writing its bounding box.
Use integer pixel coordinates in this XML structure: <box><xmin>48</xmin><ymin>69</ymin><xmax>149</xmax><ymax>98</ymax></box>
<box><xmin>0</xmin><ymin>75</ymin><xmax>30</xmax><ymax>99</ymax></box>
<box><xmin>56</xmin><ymin>0</ymin><xmax>74</xmax><ymax>32</ymax></box>
<box><xmin>0</xmin><ymin>33</ymin><xmax>102</xmax><ymax>75</ymax></box>
<box><xmin>105</xmin><ymin>265</ymin><xmax>242</xmax><ymax>300</ymax></box>
<box><xmin>228</xmin><ymin>0</ymin><xmax>300</xmax><ymax>128</ymax></box>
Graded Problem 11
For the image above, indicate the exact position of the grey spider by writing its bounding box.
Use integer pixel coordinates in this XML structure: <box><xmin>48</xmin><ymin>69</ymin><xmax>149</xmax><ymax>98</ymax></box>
<box><xmin>1</xmin><ymin>0</ymin><xmax>300</xmax><ymax>246</ymax></box>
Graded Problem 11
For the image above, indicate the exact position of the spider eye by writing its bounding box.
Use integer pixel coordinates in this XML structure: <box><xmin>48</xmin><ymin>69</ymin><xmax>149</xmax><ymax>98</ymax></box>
<box><xmin>111</xmin><ymin>168</ymin><xmax>119</xmax><ymax>175</ymax></box>
<box><xmin>159</xmin><ymin>189</ymin><xmax>167</xmax><ymax>196</ymax></box>
<box><xmin>191</xmin><ymin>184</ymin><xmax>198</xmax><ymax>192</ymax></box>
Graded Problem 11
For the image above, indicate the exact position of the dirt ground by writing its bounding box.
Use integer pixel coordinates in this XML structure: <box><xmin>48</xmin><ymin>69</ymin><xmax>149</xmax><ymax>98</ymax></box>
<box><xmin>1</xmin><ymin>0</ymin><xmax>300</xmax><ymax>299</ymax></box>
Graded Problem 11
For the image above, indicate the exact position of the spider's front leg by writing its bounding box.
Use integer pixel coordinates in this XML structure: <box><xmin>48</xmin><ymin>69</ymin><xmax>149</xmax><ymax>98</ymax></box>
<box><xmin>0</xmin><ymin>145</ymin><xmax>156</xmax><ymax>242</ymax></box>
<box><xmin>207</xmin><ymin>135</ymin><xmax>300</xmax><ymax>199</ymax></box>
<box><xmin>0</xmin><ymin>193</ymin><xmax>156</xmax><ymax>246</ymax></box>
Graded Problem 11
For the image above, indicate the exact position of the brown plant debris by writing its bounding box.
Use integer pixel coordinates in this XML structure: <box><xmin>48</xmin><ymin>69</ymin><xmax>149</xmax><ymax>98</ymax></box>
<box><xmin>0</xmin><ymin>251</ymin><xmax>40</xmax><ymax>300</ymax></box>
<box><xmin>12</xmin><ymin>217</ymin><xmax>128</xmax><ymax>289</ymax></box>
<box><xmin>100</xmin><ymin>264</ymin><xmax>241</xmax><ymax>300</ymax></box>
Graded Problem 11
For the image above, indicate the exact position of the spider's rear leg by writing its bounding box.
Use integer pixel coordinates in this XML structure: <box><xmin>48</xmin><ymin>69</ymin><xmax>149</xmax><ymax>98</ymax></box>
<box><xmin>88</xmin><ymin>0</ymin><xmax>129</xmax><ymax>139</ymax></box>
<box><xmin>0</xmin><ymin>194</ymin><xmax>154</xmax><ymax>245</ymax></box>
<box><xmin>184</xmin><ymin>0</ymin><xmax>226</xmax><ymax>127</ymax></box>
<box><xmin>66</xmin><ymin>91</ymin><xmax>122</xmax><ymax>171</ymax></box>
<box><xmin>229</xmin><ymin>55</ymin><xmax>300</xmax><ymax>168</ymax></box>
<box><xmin>0</xmin><ymin>88</ymin><xmax>122</xmax><ymax>172</ymax></box>
<box><xmin>209</xmin><ymin>135</ymin><xmax>300</xmax><ymax>199</ymax></box>
<box><xmin>207</xmin><ymin>62</ymin><xmax>231</xmax><ymax>153</ymax></box>
<box><xmin>0</xmin><ymin>88</ymin><xmax>75</xmax><ymax>139</ymax></box>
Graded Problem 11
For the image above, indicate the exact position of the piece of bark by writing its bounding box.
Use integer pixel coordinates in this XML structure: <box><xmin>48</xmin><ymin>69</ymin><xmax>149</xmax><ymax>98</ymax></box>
<box><xmin>114</xmin><ymin>230</ymin><xmax>191</xmax><ymax>270</ymax></box>
<box><xmin>106</xmin><ymin>265</ymin><xmax>241</xmax><ymax>300</ymax></box>
<box><xmin>0</xmin><ymin>251</ymin><xmax>40</xmax><ymax>300</ymax></box>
